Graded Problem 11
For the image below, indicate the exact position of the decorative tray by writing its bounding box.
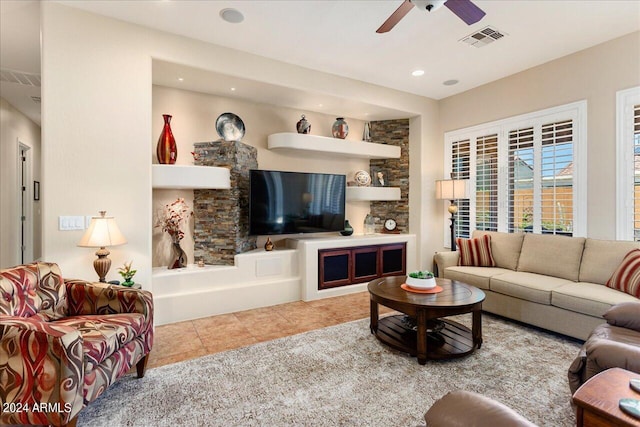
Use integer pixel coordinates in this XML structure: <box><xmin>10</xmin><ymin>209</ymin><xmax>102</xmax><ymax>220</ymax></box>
<box><xmin>401</xmin><ymin>284</ymin><xmax>443</xmax><ymax>294</ymax></box>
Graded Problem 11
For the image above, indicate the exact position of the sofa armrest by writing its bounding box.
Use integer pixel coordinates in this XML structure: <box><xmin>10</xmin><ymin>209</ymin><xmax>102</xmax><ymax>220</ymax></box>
<box><xmin>584</xmin><ymin>337</ymin><xmax>640</xmax><ymax>378</ymax></box>
<box><xmin>0</xmin><ymin>317</ymin><xmax>84</xmax><ymax>426</ymax></box>
<box><xmin>65</xmin><ymin>279</ymin><xmax>153</xmax><ymax>324</ymax></box>
<box><xmin>424</xmin><ymin>390</ymin><xmax>537</xmax><ymax>427</ymax></box>
<box><xmin>433</xmin><ymin>251</ymin><xmax>459</xmax><ymax>278</ymax></box>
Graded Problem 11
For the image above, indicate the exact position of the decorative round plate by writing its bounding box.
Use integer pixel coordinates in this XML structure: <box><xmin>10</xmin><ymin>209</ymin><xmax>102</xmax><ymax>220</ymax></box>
<box><xmin>215</xmin><ymin>112</ymin><xmax>245</xmax><ymax>142</ymax></box>
<box><xmin>354</xmin><ymin>170</ymin><xmax>371</xmax><ymax>186</ymax></box>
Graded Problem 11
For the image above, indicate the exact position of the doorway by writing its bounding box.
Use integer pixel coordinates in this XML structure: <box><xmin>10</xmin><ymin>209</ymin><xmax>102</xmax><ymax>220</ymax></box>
<box><xmin>18</xmin><ymin>141</ymin><xmax>33</xmax><ymax>264</ymax></box>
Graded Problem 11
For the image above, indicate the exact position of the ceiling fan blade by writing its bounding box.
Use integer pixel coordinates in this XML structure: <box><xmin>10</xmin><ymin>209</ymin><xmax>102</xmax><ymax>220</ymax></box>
<box><xmin>376</xmin><ymin>0</ymin><xmax>415</xmax><ymax>33</ymax></box>
<box><xmin>444</xmin><ymin>0</ymin><xmax>486</xmax><ymax>25</ymax></box>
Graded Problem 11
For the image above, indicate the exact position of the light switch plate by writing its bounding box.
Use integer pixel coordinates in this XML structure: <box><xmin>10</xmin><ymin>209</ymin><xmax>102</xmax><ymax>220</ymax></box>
<box><xmin>59</xmin><ymin>216</ymin><xmax>85</xmax><ymax>231</ymax></box>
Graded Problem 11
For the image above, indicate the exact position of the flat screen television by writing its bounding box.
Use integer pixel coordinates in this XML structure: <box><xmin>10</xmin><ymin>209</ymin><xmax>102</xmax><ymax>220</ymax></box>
<box><xmin>249</xmin><ymin>169</ymin><xmax>346</xmax><ymax>235</ymax></box>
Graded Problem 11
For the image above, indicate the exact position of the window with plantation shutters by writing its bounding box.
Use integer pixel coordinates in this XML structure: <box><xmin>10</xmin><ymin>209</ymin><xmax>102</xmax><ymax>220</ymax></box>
<box><xmin>508</xmin><ymin>127</ymin><xmax>534</xmax><ymax>233</ymax></box>
<box><xmin>616</xmin><ymin>87</ymin><xmax>640</xmax><ymax>240</ymax></box>
<box><xmin>540</xmin><ymin>120</ymin><xmax>573</xmax><ymax>235</ymax></box>
<box><xmin>452</xmin><ymin>139</ymin><xmax>471</xmax><ymax>239</ymax></box>
<box><xmin>444</xmin><ymin>101</ymin><xmax>586</xmax><ymax>247</ymax></box>
<box><xmin>476</xmin><ymin>134</ymin><xmax>498</xmax><ymax>231</ymax></box>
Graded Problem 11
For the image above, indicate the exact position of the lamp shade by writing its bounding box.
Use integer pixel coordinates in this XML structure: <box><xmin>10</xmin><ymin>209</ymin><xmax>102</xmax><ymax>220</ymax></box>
<box><xmin>78</xmin><ymin>211</ymin><xmax>127</xmax><ymax>248</ymax></box>
<box><xmin>435</xmin><ymin>179</ymin><xmax>468</xmax><ymax>200</ymax></box>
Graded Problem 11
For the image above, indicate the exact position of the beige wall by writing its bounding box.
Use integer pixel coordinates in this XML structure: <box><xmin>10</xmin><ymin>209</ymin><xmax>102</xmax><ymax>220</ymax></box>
<box><xmin>41</xmin><ymin>3</ymin><xmax>440</xmax><ymax>288</ymax></box>
<box><xmin>439</xmin><ymin>31</ymin><xmax>640</xmax><ymax>240</ymax></box>
<box><xmin>0</xmin><ymin>97</ymin><xmax>41</xmax><ymax>268</ymax></box>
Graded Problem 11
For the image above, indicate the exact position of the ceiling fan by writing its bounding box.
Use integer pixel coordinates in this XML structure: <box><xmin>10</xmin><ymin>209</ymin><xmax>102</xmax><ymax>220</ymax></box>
<box><xmin>377</xmin><ymin>0</ymin><xmax>486</xmax><ymax>33</ymax></box>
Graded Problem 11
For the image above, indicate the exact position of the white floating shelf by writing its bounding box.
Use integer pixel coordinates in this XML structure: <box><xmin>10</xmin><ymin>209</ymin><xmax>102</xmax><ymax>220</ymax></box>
<box><xmin>267</xmin><ymin>132</ymin><xmax>400</xmax><ymax>159</ymax></box>
<box><xmin>152</xmin><ymin>164</ymin><xmax>231</xmax><ymax>190</ymax></box>
<box><xmin>346</xmin><ymin>186</ymin><xmax>401</xmax><ymax>201</ymax></box>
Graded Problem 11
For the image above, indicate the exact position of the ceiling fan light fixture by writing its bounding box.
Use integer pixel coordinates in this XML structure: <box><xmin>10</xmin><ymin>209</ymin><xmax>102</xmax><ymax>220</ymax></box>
<box><xmin>412</xmin><ymin>0</ymin><xmax>446</xmax><ymax>12</ymax></box>
<box><xmin>412</xmin><ymin>70</ymin><xmax>425</xmax><ymax>77</ymax></box>
<box><xmin>220</xmin><ymin>8</ymin><xmax>244</xmax><ymax>24</ymax></box>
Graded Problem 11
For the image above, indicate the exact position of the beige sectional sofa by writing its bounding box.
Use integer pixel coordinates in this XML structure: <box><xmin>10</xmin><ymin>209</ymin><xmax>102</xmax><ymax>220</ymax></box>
<box><xmin>434</xmin><ymin>231</ymin><xmax>640</xmax><ymax>340</ymax></box>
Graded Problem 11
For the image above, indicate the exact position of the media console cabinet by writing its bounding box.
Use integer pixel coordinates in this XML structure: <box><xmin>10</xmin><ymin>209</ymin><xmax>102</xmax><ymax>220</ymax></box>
<box><xmin>319</xmin><ymin>243</ymin><xmax>406</xmax><ymax>290</ymax></box>
<box><xmin>287</xmin><ymin>234</ymin><xmax>417</xmax><ymax>301</ymax></box>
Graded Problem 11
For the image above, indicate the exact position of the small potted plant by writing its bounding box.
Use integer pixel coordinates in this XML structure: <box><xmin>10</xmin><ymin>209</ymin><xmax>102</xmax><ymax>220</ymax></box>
<box><xmin>118</xmin><ymin>261</ymin><xmax>137</xmax><ymax>287</ymax></box>
<box><xmin>405</xmin><ymin>270</ymin><xmax>436</xmax><ymax>290</ymax></box>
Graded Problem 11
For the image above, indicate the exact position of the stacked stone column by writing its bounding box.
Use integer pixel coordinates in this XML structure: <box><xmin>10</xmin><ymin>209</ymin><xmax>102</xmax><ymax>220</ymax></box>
<box><xmin>369</xmin><ymin>119</ymin><xmax>410</xmax><ymax>233</ymax></box>
<box><xmin>193</xmin><ymin>140</ymin><xmax>257</xmax><ymax>265</ymax></box>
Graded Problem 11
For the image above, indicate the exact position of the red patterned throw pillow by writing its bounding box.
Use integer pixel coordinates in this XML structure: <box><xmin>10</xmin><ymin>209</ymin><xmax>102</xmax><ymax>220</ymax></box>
<box><xmin>456</xmin><ymin>235</ymin><xmax>496</xmax><ymax>267</ymax></box>
<box><xmin>606</xmin><ymin>249</ymin><xmax>640</xmax><ymax>298</ymax></box>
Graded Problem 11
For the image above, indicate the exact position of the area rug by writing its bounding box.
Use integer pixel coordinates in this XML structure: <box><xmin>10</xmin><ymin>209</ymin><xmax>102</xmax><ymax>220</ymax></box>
<box><xmin>78</xmin><ymin>314</ymin><xmax>582</xmax><ymax>426</ymax></box>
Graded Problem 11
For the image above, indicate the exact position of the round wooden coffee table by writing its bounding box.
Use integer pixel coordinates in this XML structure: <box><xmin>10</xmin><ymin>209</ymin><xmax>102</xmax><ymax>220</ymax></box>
<box><xmin>368</xmin><ymin>276</ymin><xmax>485</xmax><ymax>365</ymax></box>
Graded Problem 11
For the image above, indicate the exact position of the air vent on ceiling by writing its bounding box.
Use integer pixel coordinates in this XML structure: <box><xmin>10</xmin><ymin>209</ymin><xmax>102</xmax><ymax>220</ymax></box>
<box><xmin>0</xmin><ymin>68</ymin><xmax>41</xmax><ymax>87</ymax></box>
<box><xmin>460</xmin><ymin>26</ymin><xmax>506</xmax><ymax>48</ymax></box>
<box><xmin>30</xmin><ymin>96</ymin><xmax>41</xmax><ymax>104</ymax></box>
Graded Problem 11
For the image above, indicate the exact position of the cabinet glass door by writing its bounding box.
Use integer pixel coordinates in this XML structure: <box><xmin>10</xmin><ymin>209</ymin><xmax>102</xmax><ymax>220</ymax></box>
<box><xmin>318</xmin><ymin>249</ymin><xmax>351</xmax><ymax>289</ymax></box>
<box><xmin>381</xmin><ymin>243</ymin><xmax>406</xmax><ymax>276</ymax></box>
<box><xmin>352</xmin><ymin>246</ymin><xmax>379</xmax><ymax>283</ymax></box>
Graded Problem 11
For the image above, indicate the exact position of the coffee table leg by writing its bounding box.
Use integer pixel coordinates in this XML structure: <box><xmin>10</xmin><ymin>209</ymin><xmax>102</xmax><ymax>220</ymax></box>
<box><xmin>417</xmin><ymin>309</ymin><xmax>427</xmax><ymax>365</ymax></box>
<box><xmin>370</xmin><ymin>299</ymin><xmax>378</xmax><ymax>334</ymax></box>
<box><xmin>472</xmin><ymin>308</ymin><xmax>483</xmax><ymax>349</ymax></box>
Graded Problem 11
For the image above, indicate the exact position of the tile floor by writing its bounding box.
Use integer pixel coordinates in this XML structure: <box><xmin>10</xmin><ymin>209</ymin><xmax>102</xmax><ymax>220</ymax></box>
<box><xmin>147</xmin><ymin>291</ymin><xmax>395</xmax><ymax>369</ymax></box>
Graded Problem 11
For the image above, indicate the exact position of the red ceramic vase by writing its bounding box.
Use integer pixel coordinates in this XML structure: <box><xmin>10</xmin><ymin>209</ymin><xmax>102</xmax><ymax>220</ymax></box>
<box><xmin>157</xmin><ymin>114</ymin><xmax>177</xmax><ymax>164</ymax></box>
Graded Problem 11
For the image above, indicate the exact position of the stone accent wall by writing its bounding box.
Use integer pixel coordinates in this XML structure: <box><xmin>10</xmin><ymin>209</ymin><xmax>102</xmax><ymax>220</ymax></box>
<box><xmin>369</xmin><ymin>119</ymin><xmax>410</xmax><ymax>233</ymax></box>
<box><xmin>193</xmin><ymin>141</ymin><xmax>258</xmax><ymax>265</ymax></box>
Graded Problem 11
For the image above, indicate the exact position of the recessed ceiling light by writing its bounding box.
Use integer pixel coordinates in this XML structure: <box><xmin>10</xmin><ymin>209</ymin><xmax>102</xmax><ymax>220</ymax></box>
<box><xmin>411</xmin><ymin>70</ymin><xmax>425</xmax><ymax>77</ymax></box>
<box><xmin>318</xmin><ymin>104</ymin><xmax>323</xmax><ymax>107</ymax></box>
<box><xmin>443</xmin><ymin>79</ymin><xmax>459</xmax><ymax>86</ymax></box>
<box><xmin>230</xmin><ymin>87</ymin><xmax>236</xmax><ymax>91</ymax></box>
<box><xmin>220</xmin><ymin>8</ymin><xmax>244</xmax><ymax>24</ymax></box>
<box><xmin>177</xmin><ymin>77</ymin><xmax>184</xmax><ymax>82</ymax></box>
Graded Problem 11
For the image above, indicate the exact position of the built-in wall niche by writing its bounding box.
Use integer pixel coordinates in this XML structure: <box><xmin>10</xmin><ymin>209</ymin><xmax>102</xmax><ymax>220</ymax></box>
<box><xmin>150</xmin><ymin>82</ymin><xmax>411</xmax><ymax>268</ymax></box>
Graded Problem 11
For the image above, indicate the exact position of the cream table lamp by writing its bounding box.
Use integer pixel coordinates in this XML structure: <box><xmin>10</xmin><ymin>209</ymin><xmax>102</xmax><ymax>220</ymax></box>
<box><xmin>78</xmin><ymin>211</ymin><xmax>127</xmax><ymax>282</ymax></box>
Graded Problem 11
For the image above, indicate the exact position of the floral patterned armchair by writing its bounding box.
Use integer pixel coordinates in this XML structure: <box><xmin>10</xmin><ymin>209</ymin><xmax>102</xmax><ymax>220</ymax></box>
<box><xmin>0</xmin><ymin>262</ymin><xmax>154</xmax><ymax>427</ymax></box>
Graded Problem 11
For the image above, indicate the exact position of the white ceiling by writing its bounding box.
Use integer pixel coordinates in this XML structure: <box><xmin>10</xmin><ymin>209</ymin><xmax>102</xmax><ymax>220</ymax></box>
<box><xmin>2</xmin><ymin>0</ymin><xmax>640</xmax><ymax>125</ymax></box>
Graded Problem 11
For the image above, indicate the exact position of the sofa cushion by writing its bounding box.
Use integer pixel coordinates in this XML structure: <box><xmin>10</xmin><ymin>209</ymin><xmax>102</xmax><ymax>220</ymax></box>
<box><xmin>580</xmin><ymin>239</ymin><xmax>640</xmax><ymax>285</ymax></box>
<box><xmin>603</xmin><ymin>302</ymin><xmax>640</xmax><ymax>332</ymax></box>
<box><xmin>551</xmin><ymin>282</ymin><xmax>639</xmax><ymax>318</ymax></box>
<box><xmin>517</xmin><ymin>233</ymin><xmax>586</xmax><ymax>281</ymax></box>
<box><xmin>489</xmin><ymin>271</ymin><xmax>573</xmax><ymax>305</ymax></box>
<box><xmin>606</xmin><ymin>249</ymin><xmax>640</xmax><ymax>298</ymax></box>
<box><xmin>457</xmin><ymin>235</ymin><xmax>495</xmax><ymax>267</ymax></box>
<box><xmin>0</xmin><ymin>262</ymin><xmax>67</xmax><ymax>320</ymax></box>
<box><xmin>444</xmin><ymin>267</ymin><xmax>511</xmax><ymax>290</ymax></box>
<box><xmin>53</xmin><ymin>313</ymin><xmax>147</xmax><ymax>370</ymax></box>
<box><xmin>0</xmin><ymin>264</ymin><xmax>41</xmax><ymax>317</ymax></box>
<box><xmin>472</xmin><ymin>230</ymin><xmax>524</xmax><ymax>271</ymax></box>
